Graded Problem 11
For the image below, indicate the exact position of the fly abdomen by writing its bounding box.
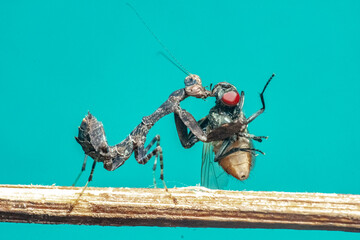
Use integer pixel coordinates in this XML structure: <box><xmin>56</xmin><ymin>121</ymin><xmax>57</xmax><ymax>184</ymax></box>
<box><xmin>216</xmin><ymin>137</ymin><xmax>254</xmax><ymax>181</ymax></box>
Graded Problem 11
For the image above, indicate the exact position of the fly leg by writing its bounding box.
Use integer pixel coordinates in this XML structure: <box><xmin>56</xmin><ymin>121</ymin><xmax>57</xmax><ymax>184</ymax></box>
<box><xmin>214</xmin><ymin>138</ymin><xmax>265</xmax><ymax>163</ymax></box>
<box><xmin>214</xmin><ymin>138</ymin><xmax>236</xmax><ymax>162</ymax></box>
<box><xmin>237</xmin><ymin>132</ymin><xmax>268</xmax><ymax>142</ymax></box>
<box><xmin>217</xmin><ymin>147</ymin><xmax>265</xmax><ymax>161</ymax></box>
<box><xmin>72</xmin><ymin>155</ymin><xmax>88</xmax><ymax>186</ymax></box>
<box><xmin>238</xmin><ymin>91</ymin><xmax>245</xmax><ymax>112</ymax></box>
<box><xmin>246</xmin><ymin>73</ymin><xmax>275</xmax><ymax>124</ymax></box>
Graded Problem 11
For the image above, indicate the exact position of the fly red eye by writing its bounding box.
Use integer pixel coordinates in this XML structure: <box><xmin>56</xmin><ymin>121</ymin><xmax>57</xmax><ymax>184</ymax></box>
<box><xmin>221</xmin><ymin>91</ymin><xmax>240</xmax><ymax>106</ymax></box>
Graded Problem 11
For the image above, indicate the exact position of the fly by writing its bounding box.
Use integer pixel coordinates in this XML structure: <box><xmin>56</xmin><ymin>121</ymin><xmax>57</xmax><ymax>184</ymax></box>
<box><xmin>175</xmin><ymin>74</ymin><xmax>275</xmax><ymax>189</ymax></box>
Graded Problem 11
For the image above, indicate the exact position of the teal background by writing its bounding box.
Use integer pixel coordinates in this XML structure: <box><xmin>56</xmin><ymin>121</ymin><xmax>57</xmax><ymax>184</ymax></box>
<box><xmin>0</xmin><ymin>0</ymin><xmax>359</xmax><ymax>239</ymax></box>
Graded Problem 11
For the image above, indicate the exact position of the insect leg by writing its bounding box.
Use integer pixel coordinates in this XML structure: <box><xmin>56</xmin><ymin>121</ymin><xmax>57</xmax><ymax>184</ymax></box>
<box><xmin>152</xmin><ymin>154</ymin><xmax>158</xmax><ymax>188</ymax></box>
<box><xmin>216</xmin><ymin>147</ymin><xmax>265</xmax><ymax>162</ymax></box>
<box><xmin>87</xmin><ymin>160</ymin><xmax>97</xmax><ymax>182</ymax></box>
<box><xmin>213</xmin><ymin>135</ymin><xmax>265</xmax><ymax>162</ymax></box>
<box><xmin>78</xmin><ymin>160</ymin><xmax>97</xmax><ymax>198</ymax></box>
<box><xmin>175</xmin><ymin>109</ymin><xmax>208</xmax><ymax>142</ymax></box>
<box><xmin>237</xmin><ymin>132</ymin><xmax>268</xmax><ymax>142</ymax></box>
<box><xmin>134</xmin><ymin>135</ymin><xmax>165</xmax><ymax>181</ymax></box>
<box><xmin>174</xmin><ymin>114</ymin><xmax>208</xmax><ymax>148</ymax></box>
<box><xmin>238</xmin><ymin>91</ymin><xmax>245</xmax><ymax>112</ymax></box>
<box><xmin>246</xmin><ymin>74</ymin><xmax>275</xmax><ymax>124</ymax></box>
<box><xmin>134</xmin><ymin>137</ymin><xmax>177</xmax><ymax>202</ymax></box>
<box><xmin>151</xmin><ymin>136</ymin><xmax>161</xmax><ymax>188</ymax></box>
<box><xmin>72</xmin><ymin>155</ymin><xmax>88</xmax><ymax>186</ymax></box>
<box><xmin>69</xmin><ymin>160</ymin><xmax>97</xmax><ymax>212</ymax></box>
<box><xmin>214</xmin><ymin>138</ymin><xmax>236</xmax><ymax>162</ymax></box>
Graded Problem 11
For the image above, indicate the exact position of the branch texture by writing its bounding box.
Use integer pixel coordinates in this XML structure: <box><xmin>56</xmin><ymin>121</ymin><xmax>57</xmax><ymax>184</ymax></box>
<box><xmin>0</xmin><ymin>185</ymin><xmax>359</xmax><ymax>232</ymax></box>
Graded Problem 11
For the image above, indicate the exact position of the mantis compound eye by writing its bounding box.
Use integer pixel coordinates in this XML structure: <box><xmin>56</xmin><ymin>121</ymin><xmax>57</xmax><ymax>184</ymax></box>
<box><xmin>221</xmin><ymin>90</ymin><xmax>240</xmax><ymax>106</ymax></box>
<box><xmin>184</xmin><ymin>75</ymin><xmax>197</xmax><ymax>86</ymax></box>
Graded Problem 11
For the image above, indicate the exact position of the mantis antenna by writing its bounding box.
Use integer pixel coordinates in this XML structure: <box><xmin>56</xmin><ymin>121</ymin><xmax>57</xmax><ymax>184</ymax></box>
<box><xmin>126</xmin><ymin>3</ymin><xmax>191</xmax><ymax>76</ymax></box>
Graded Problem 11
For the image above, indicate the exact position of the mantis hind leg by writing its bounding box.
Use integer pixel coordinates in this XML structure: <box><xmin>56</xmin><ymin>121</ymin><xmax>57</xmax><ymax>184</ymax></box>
<box><xmin>69</xmin><ymin>160</ymin><xmax>97</xmax><ymax>212</ymax></box>
<box><xmin>72</xmin><ymin>155</ymin><xmax>88</xmax><ymax>186</ymax></box>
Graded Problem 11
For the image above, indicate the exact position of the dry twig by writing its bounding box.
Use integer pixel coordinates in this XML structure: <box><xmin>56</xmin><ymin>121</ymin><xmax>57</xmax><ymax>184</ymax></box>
<box><xmin>0</xmin><ymin>184</ymin><xmax>359</xmax><ymax>232</ymax></box>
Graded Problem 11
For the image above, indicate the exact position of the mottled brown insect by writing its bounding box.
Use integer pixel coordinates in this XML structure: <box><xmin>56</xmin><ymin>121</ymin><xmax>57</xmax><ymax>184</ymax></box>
<box><xmin>74</xmin><ymin>74</ymin><xmax>211</xmax><ymax>187</ymax></box>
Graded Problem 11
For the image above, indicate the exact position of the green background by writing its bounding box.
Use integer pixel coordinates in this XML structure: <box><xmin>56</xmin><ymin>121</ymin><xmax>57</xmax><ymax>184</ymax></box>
<box><xmin>0</xmin><ymin>0</ymin><xmax>359</xmax><ymax>239</ymax></box>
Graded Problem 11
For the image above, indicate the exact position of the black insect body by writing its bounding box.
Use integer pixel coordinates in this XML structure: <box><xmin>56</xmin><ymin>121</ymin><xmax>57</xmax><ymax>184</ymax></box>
<box><xmin>174</xmin><ymin>74</ymin><xmax>274</xmax><ymax>188</ymax></box>
<box><xmin>75</xmin><ymin>74</ymin><xmax>210</xmax><ymax>186</ymax></box>
<box><xmin>206</xmin><ymin>83</ymin><xmax>255</xmax><ymax>182</ymax></box>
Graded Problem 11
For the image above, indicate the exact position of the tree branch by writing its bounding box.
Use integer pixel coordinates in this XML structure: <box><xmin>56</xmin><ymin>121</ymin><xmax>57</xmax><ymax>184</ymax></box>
<box><xmin>0</xmin><ymin>184</ymin><xmax>359</xmax><ymax>232</ymax></box>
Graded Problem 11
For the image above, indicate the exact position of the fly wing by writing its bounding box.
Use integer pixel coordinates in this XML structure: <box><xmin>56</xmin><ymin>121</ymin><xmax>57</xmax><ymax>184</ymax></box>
<box><xmin>201</xmin><ymin>143</ymin><xmax>229</xmax><ymax>189</ymax></box>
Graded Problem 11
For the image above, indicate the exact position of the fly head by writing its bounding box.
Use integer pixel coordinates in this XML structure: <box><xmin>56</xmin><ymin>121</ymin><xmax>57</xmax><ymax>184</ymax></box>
<box><xmin>212</xmin><ymin>82</ymin><xmax>240</xmax><ymax>107</ymax></box>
